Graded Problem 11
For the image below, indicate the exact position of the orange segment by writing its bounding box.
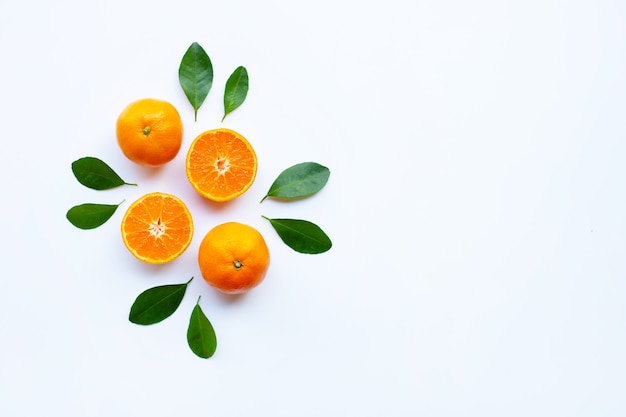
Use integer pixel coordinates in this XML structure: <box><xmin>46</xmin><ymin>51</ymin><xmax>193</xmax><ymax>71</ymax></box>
<box><xmin>186</xmin><ymin>128</ymin><xmax>258</xmax><ymax>202</ymax></box>
<box><xmin>121</xmin><ymin>192</ymin><xmax>193</xmax><ymax>264</ymax></box>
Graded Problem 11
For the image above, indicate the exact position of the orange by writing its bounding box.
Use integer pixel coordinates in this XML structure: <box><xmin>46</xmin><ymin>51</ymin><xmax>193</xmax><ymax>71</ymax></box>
<box><xmin>198</xmin><ymin>222</ymin><xmax>270</xmax><ymax>294</ymax></box>
<box><xmin>116</xmin><ymin>98</ymin><xmax>183</xmax><ymax>167</ymax></box>
<box><xmin>121</xmin><ymin>192</ymin><xmax>193</xmax><ymax>264</ymax></box>
<box><xmin>186</xmin><ymin>128</ymin><xmax>258</xmax><ymax>202</ymax></box>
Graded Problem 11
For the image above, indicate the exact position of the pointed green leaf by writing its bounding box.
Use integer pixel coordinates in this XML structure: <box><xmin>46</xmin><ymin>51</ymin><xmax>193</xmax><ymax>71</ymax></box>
<box><xmin>129</xmin><ymin>277</ymin><xmax>193</xmax><ymax>325</ymax></box>
<box><xmin>179</xmin><ymin>42</ymin><xmax>213</xmax><ymax>121</ymax></box>
<box><xmin>262</xmin><ymin>216</ymin><xmax>332</xmax><ymax>254</ymax></box>
<box><xmin>66</xmin><ymin>201</ymin><xmax>123</xmax><ymax>230</ymax></box>
<box><xmin>71</xmin><ymin>157</ymin><xmax>136</xmax><ymax>190</ymax></box>
<box><xmin>261</xmin><ymin>162</ymin><xmax>330</xmax><ymax>202</ymax></box>
<box><xmin>187</xmin><ymin>296</ymin><xmax>217</xmax><ymax>359</ymax></box>
<box><xmin>222</xmin><ymin>66</ymin><xmax>248</xmax><ymax>122</ymax></box>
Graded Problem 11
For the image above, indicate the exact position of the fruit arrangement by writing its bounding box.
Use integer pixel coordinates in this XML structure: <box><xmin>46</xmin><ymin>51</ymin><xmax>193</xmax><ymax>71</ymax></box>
<box><xmin>66</xmin><ymin>42</ymin><xmax>331</xmax><ymax>359</ymax></box>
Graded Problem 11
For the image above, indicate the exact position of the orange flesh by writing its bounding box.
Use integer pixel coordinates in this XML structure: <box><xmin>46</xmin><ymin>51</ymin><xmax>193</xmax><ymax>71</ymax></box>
<box><xmin>186</xmin><ymin>129</ymin><xmax>257</xmax><ymax>201</ymax></box>
<box><xmin>121</xmin><ymin>193</ymin><xmax>193</xmax><ymax>264</ymax></box>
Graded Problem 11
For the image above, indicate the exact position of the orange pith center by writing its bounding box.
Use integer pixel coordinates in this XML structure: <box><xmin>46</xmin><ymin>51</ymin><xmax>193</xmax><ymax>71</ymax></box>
<box><xmin>215</xmin><ymin>157</ymin><xmax>230</xmax><ymax>175</ymax></box>
<box><xmin>149</xmin><ymin>217</ymin><xmax>166</xmax><ymax>238</ymax></box>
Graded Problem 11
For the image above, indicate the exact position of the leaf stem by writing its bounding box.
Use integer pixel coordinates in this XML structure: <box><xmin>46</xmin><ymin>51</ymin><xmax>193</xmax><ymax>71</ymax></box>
<box><xmin>186</xmin><ymin>276</ymin><xmax>194</xmax><ymax>285</ymax></box>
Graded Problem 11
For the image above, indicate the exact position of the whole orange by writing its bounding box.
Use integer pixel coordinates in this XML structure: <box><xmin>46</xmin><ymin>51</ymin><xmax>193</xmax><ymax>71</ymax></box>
<box><xmin>116</xmin><ymin>98</ymin><xmax>183</xmax><ymax>167</ymax></box>
<box><xmin>198</xmin><ymin>222</ymin><xmax>270</xmax><ymax>294</ymax></box>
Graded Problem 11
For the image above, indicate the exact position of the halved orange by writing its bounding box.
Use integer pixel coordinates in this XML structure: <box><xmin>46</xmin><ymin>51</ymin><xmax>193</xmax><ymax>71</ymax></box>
<box><xmin>186</xmin><ymin>128</ymin><xmax>258</xmax><ymax>202</ymax></box>
<box><xmin>121</xmin><ymin>192</ymin><xmax>194</xmax><ymax>264</ymax></box>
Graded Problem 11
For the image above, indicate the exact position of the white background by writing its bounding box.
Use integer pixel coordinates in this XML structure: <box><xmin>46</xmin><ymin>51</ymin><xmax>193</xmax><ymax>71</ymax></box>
<box><xmin>2</xmin><ymin>0</ymin><xmax>626</xmax><ymax>415</ymax></box>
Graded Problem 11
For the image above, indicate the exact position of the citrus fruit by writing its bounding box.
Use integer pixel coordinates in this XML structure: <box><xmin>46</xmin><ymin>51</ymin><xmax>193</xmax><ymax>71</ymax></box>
<box><xmin>186</xmin><ymin>128</ymin><xmax>258</xmax><ymax>202</ymax></box>
<box><xmin>116</xmin><ymin>98</ymin><xmax>183</xmax><ymax>167</ymax></box>
<box><xmin>121</xmin><ymin>192</ymin><xmax>193</xmax><ymax>264</ymax></box>
<box><xmin>198</xmin><ymin>222</ymin><xmax>270</xmax><ymax>294</ymax></box>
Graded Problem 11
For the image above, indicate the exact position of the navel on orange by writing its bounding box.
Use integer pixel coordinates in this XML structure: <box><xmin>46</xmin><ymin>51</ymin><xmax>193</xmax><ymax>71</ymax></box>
<box><xmin>116</xmin><ymin>98</ymin><xmax>183</xmax><ymax>167</ymax></box>
<box><xmin>121</xmin><ymin>192</ymin><xmax>193</xmax><ymax>264</ymax></box>
<box><xmin>198</xmin><ymin>222</ymin><xmax>270</xmax><ymax>294</ymax></box>
<box><xmin>186</xmin><ymin>128</ymin><xmax>258</xmax><ymax>202</ymax></box>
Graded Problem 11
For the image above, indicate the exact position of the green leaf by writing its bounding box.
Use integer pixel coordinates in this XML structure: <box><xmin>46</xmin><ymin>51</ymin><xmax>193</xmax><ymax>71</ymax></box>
<box><xmin>66</xmin><ymin>201</ymin><xmax>123</xmax><ymax>230</ymax></box>
<box><xmin>261</xmin><ymin>162</ymin><xmax>330</xmax><ymax>203</ymax></box>
<box><xmin>71</xmin><ymin>157</ymin><xmax>136</xmax><ymax>190</ymax></box>
<box><xmin>222</xmin><ymin>66</ymin><xmax>249</xmax><ymax>122</ymax></box>
<box><xmin>129</xmin><ymin>277</ymin><xmax>193</xmax><ymax>325</ymax></box>
<box><xmin>262</xmin><ymin>216</ymin><xmax>332</xmax><ymax>254</ymax></box>
<box><xmin>187</xmin><ymin>296</ymin><xmax>217</xmax><ymax>359</ymax></box>
<box><xmin>179</xmin><ymin>42</ymin><xmax>213</xmax><ymax>121</ymax></box>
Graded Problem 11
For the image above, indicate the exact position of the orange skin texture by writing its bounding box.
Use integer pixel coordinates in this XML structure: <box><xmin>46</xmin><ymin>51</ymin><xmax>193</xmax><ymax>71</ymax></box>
<box><xmin>121</xmin><ymin>192</ymin><xmax>194</xmax><ymax>264</ymax></box>
<box><xmin>198</xmin><ymin>222</ymin><xmax>270</xmax><ymax>294</ymax></box>
<box><xmin>116</xmin><ymin>98</ymin><xmax>183</xmax><ymax>167</ymax></box>
<box><xmin>186</xmin><ymin>128</ymin><xmax>257</xmax><ymax>202</ymax></box>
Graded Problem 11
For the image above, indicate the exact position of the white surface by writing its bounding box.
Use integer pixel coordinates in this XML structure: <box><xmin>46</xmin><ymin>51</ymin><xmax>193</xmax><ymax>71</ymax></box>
<box><xmin>2</xmin><ymin>0</ymin><xmax>626</xmax><ymax>415</ymax></box>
